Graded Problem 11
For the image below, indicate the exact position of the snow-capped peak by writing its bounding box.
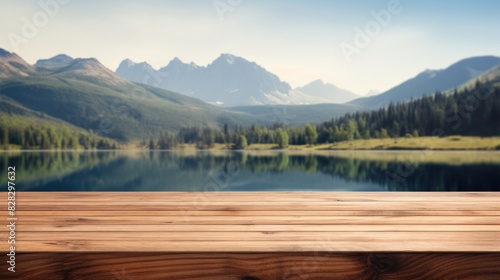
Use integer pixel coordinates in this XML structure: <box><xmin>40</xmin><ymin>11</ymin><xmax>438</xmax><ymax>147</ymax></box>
<box><xmin>216</xmin><ymin>53</ymin><xmax>238</xmax><ymax>65</ymax></box>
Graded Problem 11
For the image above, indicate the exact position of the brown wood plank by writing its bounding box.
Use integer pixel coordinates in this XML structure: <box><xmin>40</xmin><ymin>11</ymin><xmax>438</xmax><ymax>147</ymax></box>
<box><xmin>7</xmin><ymin>240</ymin><xmax>500</xmax><ymax>252</ymax></box>
<box><xmin>10</xmin><ymin>201</ymin><xmax>500</xmax><ymax>211</ymax></box>
<box><xmin>12</xmin><ymin>210</ymin><xmax>500</xmax><ymax>216</ymax></box>
<box><xmin>11</xmin><ymin>215</ymin><xmax>500</xmax><ymax>225</ymax></box>
<box><xmin>12</xmin><ymin>224</ymin><xmax>500</xmax><ymax>232</ymax></box>
<box><xmin>6</xmin><ymin>231</ymin><xmax>499</xmax><ymax>242</ymax></box>
<box><xmin>1</xmin><ymin>253</ymin><xmax>500</xmax><ymax>280</ymax></box>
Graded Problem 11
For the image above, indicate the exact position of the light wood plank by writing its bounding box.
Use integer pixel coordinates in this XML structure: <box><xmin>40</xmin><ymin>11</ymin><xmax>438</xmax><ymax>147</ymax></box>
<box><xmin>8</xmin><ymin>240</ymin><xmax>500</xmax><ymax>252</ymax></box>
<box><xmin>12</xmin><ymin>215</ymin><xmax>500</xmax><ymax>225</ymax></box>
<box><xmin>13</xmin><ymin>224</ymin><xmax>500</xmax><ymax>232</ymax></box>
<box><xmin>13</xmin><ymin>210</ymin><xmax>500</xmax><ymax>216</ymax></box>
<box><xmin>12</xmin><ymin>202</ymin><xmax>500</xmax><ymax>211</ymax></box>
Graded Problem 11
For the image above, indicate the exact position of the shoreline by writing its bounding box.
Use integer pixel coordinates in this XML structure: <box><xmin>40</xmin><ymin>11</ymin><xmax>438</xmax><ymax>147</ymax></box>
<box><xmin>1</xmin><ymin>136</ymin><xmax>500</xmax><ymax>152</ymax></box>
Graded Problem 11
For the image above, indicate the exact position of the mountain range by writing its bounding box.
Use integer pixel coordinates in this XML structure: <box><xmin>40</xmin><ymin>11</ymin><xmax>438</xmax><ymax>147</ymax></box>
<box><xmin>1</xmin><ymin>47</ymin><xmax>499</xmax><ymax>142</ymax></box>
<box><xmin>117</xmin><ymin>53</ymin><xmax>500</xmax><ymax>109</ymax></box>
<box><xmin>116</xmin><ymin>54</ymin><xmax>360</xmax><ymax>107</ymax></box>
<box><xmin>0</xmin><ymin>49</ymin><xmax>261</xmax><ymax>141</ymax></box>
<box><xmin>0</xmin><ymin>49</ymin><xmax>359</xmax><ymax>141</ymax></box>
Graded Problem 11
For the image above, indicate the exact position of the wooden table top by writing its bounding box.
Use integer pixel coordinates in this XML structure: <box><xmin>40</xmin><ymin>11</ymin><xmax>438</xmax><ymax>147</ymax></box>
<box><xmin>2</xmin><ymin>192</ymin><xmax>500</xmax><ymax>252</ymax></box>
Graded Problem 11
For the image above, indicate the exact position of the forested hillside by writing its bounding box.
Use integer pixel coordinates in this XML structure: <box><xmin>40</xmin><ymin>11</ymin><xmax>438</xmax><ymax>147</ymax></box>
<box><xmin>0</xmin><ymin>114</ymin><xmax>117</xmax><ymax>150</ymax></box>
<box><xmin>316</xmin><ymin>82</ymin><xmax>500</xmax><ymax>142</ymax></box>
<box><xmin>152</xmin><ymin>82</ymin><xmax>500</xmax><ymax>148</ymax></box>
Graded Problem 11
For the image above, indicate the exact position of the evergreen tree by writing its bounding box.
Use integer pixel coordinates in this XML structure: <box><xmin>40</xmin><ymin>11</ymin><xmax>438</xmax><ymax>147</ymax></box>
<box><xmin>276</xmin><ymin>129</ymin><xmax>289</xmax><ymax>149</ymax></box>
<box><xmin>235</xmin><ymin>135</ymin><xmax>248</xmax><ymax>150</ymax></box>
<box><xmin>149</xmin><ymin>138</ymin><xmax>156</xmax><ymax>150</ymax></box>
<box><xmin>304</xmin><ymin>123</ymin><xmax>318</xmax><ymax>146</ymax></box>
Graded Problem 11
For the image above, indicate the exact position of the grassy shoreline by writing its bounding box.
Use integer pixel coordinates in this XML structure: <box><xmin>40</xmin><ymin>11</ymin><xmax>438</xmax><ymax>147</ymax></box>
<box><xmin>318</xmin><ymin>136</ymin><xmax>500</xmax><ymax>151</ymax></box>
<box><xmin>2</xmin><ymin>136</ymin><xmax>500</xmax><ymax>152</ymax></box>
<box><xmin>182</xmin><ymin>136</ymin><xmax>500</xmax><ymax>151</ymax></box>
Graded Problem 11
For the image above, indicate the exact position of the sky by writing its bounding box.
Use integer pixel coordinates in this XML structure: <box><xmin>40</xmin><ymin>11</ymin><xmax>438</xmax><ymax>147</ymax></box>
<box><xmin>1</xmin><ymin>0</ymin><xmax>500</xmax><ymax>95</ymax></box>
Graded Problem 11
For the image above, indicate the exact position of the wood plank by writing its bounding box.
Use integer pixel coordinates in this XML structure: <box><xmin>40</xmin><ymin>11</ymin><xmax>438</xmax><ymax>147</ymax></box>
<box><xmin>7</xmin><ymin>231</ymin><xmax>499</xmax><ymax>242</ymax></box>
<box><xmin>2</xmin><ymin>253</ymin><xmax>499</xmax><ymax>280</ymax></box>
<box><xmin>7</xmin><ymin>240</ymin><xmax>500</xmax><ymax>252</ymax></box>
<box><xmin>12</xmin><ymin>210</ymin><xmax>500</xmax><ymax>216</ymax></box>
<box><xmin>11</xmin><ymin>215</ymin><xmax>500</xmax><ymax>225</ymax></box>
<box><xmin>13</xmin><ymin>224</ymin><xmax>500</xmax><ymax>232</ymax></box>
<box><xmin>10</xmin><ymin>201</ymin><xmax>500</xmax><ymax>211</ymax></box>
<box><xmin>9</xmin><ymin>191</ymin><xmax>500</xmax><ymax>202</ymax></box>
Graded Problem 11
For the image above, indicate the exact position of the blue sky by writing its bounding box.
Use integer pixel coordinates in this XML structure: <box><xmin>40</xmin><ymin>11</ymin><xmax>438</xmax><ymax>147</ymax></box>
<box><xmin>1</xmin><ymin>0</ymin><xmax>500</xmax><ymax>95</ymax></box>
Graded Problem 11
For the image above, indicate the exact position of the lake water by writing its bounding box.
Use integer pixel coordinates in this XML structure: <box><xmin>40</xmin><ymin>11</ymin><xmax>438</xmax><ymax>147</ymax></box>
<box><xmin>2</xmin><ymin>150</ymin><xmax>500</xmax><ymax>191</ymax></box>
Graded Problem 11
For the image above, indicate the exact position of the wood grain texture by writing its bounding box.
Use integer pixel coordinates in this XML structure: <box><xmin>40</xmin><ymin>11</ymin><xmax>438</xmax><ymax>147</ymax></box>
<box><xmin>1</xmin><ymin>253</ymin><xmax>499</xmax><ymax>280</ymax></box>
<box><xmin>14</xmin><ymin>210</ymin><xmax>500</xmax><ymax>216</ymax></box>
<box><xmin>1</xmin><ymin>192</ymin><xmax>500</xmax><ymax>278</ymax></box>
<box><xmin>10</xmin><ymin>202</ymin><xmax>500</xmax><ymax>211</ymax></box>
<box><xmin>12</xmin><ymin>215</ymin><xmax>500</xmax><ymax>225</ymax></box>
<box><xmin>1</xmin><ymin>192</ymin><xmax>499</xmax><ymax>252</ymax></box>
<box><xmin>13</xmin><ymin>191</ymin><xmax>500</xmax><ymax>201</ymax></box>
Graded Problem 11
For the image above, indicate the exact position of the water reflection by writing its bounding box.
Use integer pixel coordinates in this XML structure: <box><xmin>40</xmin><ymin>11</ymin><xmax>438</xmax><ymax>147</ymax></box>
<box><xmin>1</xmin><ymin>151</ymin><xmax>500</xmax><ymax>191</ymax></box>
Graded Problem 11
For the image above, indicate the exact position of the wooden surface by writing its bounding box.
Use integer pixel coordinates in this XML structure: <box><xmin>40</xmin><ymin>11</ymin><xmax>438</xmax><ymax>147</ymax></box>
<box><xmin>1</xmin><ymin>253</ymin><xmax>500</xmax><ymax>279</ymax></box>
<box><xmin>1</xmin><ymin>192</ymin><xmax>500</xmax><ymax>252</ymax></box>
<box><xmin>1</xmin><ymin>192</ymin><xmax>500</xmax><ymax>279</ymax></box>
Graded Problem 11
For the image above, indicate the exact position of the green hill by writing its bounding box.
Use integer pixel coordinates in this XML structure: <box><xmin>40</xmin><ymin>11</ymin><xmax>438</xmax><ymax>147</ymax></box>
<box><xmin>0</xmin><ymin>93</ymin><xmax>120</xmax><ymax>149</ymax></box>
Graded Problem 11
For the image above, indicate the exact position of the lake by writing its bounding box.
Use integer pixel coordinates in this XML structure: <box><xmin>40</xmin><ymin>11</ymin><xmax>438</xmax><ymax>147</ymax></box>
<box><xmin>2</xmin><ymin>150</ymin><xmax>500</xmax><ymax>191</ymax></box>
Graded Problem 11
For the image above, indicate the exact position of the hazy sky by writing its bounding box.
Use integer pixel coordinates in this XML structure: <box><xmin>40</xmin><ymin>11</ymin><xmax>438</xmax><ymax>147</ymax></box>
<box><xmin>1</xmin><ymin>0</ymin><xmax>500</xmax><ymax>95</ymax></box>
